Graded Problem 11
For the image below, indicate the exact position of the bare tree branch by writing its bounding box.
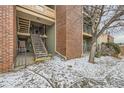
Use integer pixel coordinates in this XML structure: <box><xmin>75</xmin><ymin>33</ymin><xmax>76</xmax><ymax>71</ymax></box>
<box><xmin>97</xmin><ymin>10</ymin><xmax>124</xmax><ymax>38</ymax></box>
<box><xmin>83</xmin><ymin>5</ymin><xmax>124</xmax><ymax>63</ymax></box>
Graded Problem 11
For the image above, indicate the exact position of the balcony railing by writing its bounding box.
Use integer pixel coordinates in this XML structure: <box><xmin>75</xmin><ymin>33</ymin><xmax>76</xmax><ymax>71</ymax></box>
<box><xmin>83</xmin><ymin>23</ymin><xmax>92</xmax><ymax>35</ymax></box>
<box><xmin>17</xmin><ymin>5</ymin><xmax>55</xmax><ymax>19</ymax></box>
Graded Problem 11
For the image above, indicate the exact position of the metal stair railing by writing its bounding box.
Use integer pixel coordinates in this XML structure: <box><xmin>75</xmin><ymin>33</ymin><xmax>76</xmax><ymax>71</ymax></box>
<box><xmin>15</xmin><ymin>44</ymin><xmax>27</xmax><ymax>68</ymax></box>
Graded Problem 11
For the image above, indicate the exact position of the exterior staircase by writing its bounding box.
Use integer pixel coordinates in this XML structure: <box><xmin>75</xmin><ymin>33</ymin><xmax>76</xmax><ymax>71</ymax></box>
<box><xmin>31</xmin><ymin>34</ymin><xmax>51</xmax><ymax>62</ymax></box>
<box><xmin>18</xmin><ymin>17</ymin><xmax>51</xmax><ymax>62</ymax></box>
<box><xmin>18</xmin><ymin>18</ymin><xmax>30</xmax><ymax>33</ymax></box>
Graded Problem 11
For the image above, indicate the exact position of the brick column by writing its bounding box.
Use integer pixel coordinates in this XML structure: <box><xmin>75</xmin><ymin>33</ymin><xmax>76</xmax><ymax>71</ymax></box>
<box><xmin>56</xmin><ymin>6</ymin><xmax>83</xmax><ymax>59</ymax></box>
<box><xmin>56</xmin><ymin>6</ymin><xmax>66</xmax><ymax>56</ymax></box>
<box><xmin>0</xmin><ymin>6</ymin><xmax>16</xmax><ymax>72</ymax></box>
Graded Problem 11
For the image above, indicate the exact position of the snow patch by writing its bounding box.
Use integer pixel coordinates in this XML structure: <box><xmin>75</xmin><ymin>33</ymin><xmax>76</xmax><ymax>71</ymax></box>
<box><xmin>0</xmin><ymin>55</ymin><xmax>124</xmax><ymax>88</ymax></box>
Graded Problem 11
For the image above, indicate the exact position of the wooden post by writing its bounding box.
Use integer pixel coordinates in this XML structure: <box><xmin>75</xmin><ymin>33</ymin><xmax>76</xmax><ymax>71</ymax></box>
<box><xmin>28</xmin><ymin>20</ymin><xmax>31</xmax><ymax>34</ymax></box>
<box><xmin>43</xmin><ymin>24</ymin><xmax>47</xmax><ymax>47</ymax></box>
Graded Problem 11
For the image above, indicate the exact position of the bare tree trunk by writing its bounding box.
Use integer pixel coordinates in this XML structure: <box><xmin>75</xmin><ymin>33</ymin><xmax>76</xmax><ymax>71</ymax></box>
<box><xmin>89</xmin><ymin>40</ymin><xmax>96</xmax><ymax>63</ymax></box>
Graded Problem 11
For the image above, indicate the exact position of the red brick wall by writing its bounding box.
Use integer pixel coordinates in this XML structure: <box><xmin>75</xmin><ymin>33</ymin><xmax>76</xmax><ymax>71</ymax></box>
<box><xmin>0</xmin><ymin>6</ymin><xmax>16</xmax><ymax>72</ymax></box>
<box><xmin>56</xmin><ymin>6</ymin><xmax>66</xmax><ymax>56</ymax></box>
<box><xmin>56</xmin><ymin>6</ymin><xmax>83</xmax><ymax>59</ymax></box>
<box><xmin>66</xmin><ymin>6</ymin><xmax>83</xmax><ymax>59</ymax></box>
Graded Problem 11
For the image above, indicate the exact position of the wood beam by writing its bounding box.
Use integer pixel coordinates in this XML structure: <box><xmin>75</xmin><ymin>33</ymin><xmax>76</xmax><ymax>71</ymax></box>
<box><xmin>16</xmin><ymin>6</ymin><xmax>55</xmax><ymax>25</ymax></box>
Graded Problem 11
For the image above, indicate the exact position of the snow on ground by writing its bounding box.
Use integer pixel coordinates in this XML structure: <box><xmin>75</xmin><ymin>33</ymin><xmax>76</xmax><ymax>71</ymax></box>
<box><xmin>0</xmin><ymin>55</ymin><xmax>124</xmax><ymax>88</ymax></box>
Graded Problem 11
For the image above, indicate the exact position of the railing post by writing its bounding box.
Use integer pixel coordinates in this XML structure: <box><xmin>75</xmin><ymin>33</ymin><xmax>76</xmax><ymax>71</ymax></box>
<box><xmin>28</xmin><ymin>20</ymin><xmax>30</xmax><ymax>34</ymax></box>
<box><xmin>24</xmin><ymin>47</ymin><xmax>27</xmax><ymax>68</ymax></box>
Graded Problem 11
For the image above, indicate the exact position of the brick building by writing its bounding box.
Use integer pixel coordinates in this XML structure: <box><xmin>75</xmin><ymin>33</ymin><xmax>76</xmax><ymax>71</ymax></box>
<box><xmin>0</xmin><ymin>5</ymin><xmax>84</xmax><ymax>72</ymax></box>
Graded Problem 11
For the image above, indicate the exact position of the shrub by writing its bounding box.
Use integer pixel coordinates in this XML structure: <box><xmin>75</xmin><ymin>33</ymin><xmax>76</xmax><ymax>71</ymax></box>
<box><xmin>105</xmin><ymin>42</ymin><xmax>120</xmax><ymax>54</ymax></box>
<box><xmin>95</xmin><ymin>51</ymin><xmax>109</xmax><ymax>58</ymax></box>
<box><xmin>95</xmin><ymin>42</ymin><xmax>120</xmax><ymax>58</ymax></box>
<box><xmin>95</xmin><ymin>52</ymin><xmax>101</xmax><ymax>58</ymax></box>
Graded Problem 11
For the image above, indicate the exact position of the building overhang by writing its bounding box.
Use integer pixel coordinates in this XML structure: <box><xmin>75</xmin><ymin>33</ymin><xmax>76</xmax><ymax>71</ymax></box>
<box><xmin>83</xmin><ymin>32</ymin><xmax>92</xmax><ymax>38</ymax></box>
<box><xmin>16</xmin><ymin>5</ymin><xmax>55</xmax><ymax>25</ymax></box>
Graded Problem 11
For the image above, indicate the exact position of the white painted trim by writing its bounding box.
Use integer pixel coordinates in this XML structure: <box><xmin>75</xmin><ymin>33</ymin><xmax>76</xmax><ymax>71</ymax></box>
<box><xmin>81</xmin><ymin>6</ymin><xmax>84</xmax><ymax>57</ymax></box>
<box><xmin>55</xmin><ymin>50</ymin><xmax>67</xmax><ymax>60</ymax></box>
<box><xmin>55</xmin><ymin>6</ymin><xmax>56</xmax><ymax>53</ymax></box>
